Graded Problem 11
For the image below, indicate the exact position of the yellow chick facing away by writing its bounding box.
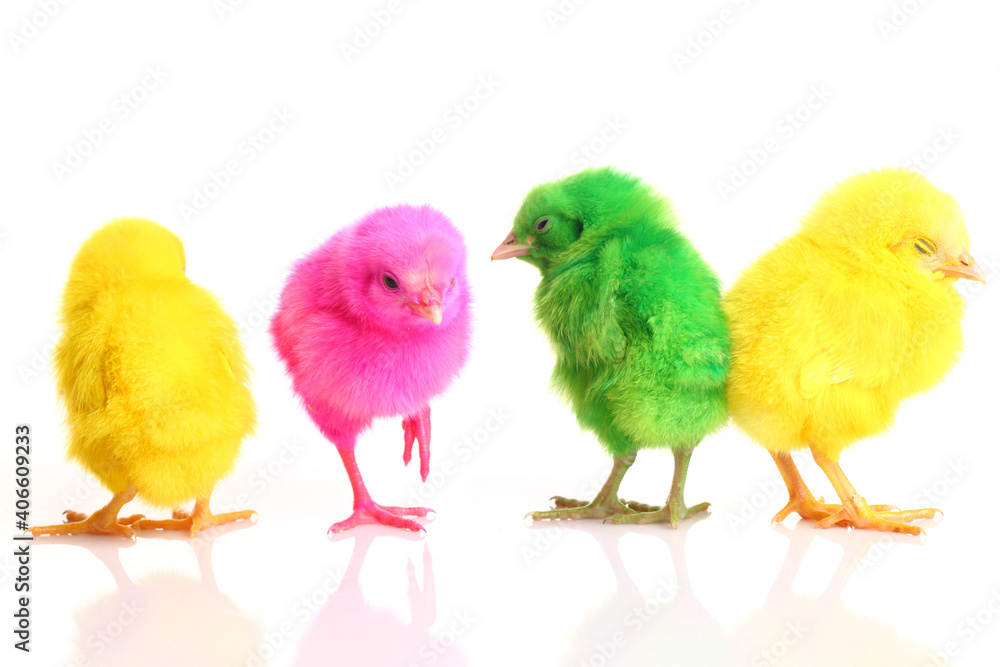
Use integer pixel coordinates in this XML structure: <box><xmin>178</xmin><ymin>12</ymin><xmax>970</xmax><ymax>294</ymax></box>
<box><xmin>724</xmin><ymin>168</ymin><xmax>985</xmax><ymax>535</ymax></box>
<box><xmin>31</xmin><ymin>218</ymin><xmax>257</xmax><ymax>539</ymax></box>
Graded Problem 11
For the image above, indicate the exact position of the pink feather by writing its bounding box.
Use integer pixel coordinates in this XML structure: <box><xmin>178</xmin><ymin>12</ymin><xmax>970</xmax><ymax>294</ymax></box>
<box><xmin>270</xmin><ymin>204</ymin><xmax>472</xmax><ymax>533</ymax></box>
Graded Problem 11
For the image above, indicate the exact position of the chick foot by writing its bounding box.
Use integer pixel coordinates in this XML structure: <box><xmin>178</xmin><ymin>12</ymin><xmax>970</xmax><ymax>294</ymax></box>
<box><xmin>528</xmin><ymin>453</ymin><xmax>637</xmax><ymax>522</ymax></box>
<box><xmin>529</xmin><ymin>495</ymin><xmax>635</xmax><ymax>522</ymax></box>
<box><xmin>328</xmin><ymin>501</ymin><xmax>431</xmax><ymax>534</ymax></box>
<box><xmin>814</xmin><ymin>500</ymin><xmax>939</xmax><ymax>536</ymax></box>
<box><xmin>812</xmin><ymin>451</ymin><xmax>940</xmax><ymax>536</ymax></box>
<box><xmin>132</xmin><ymin>498</ymin><xmax>256</xmax><ymax>538</ymax></box>
<box><xmin>31</xmin><ymin>491</ymin><xmax>140</xmax><ymax>540</ymax></box>
<box><xmin>608</xmin><ymin>446</ymin><xmax>707</xmax><ymax>527</ymax></box>
<box><xmin>611</xmin><ymin>497</ymin><xmax>709</xmax><ymax>527</ymax></box>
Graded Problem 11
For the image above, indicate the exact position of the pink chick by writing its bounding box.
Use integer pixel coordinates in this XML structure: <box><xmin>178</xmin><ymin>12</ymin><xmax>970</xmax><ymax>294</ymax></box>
<box><xmin>271</xmin><ymin>205</ymin><xmax>472</xmax><ymax>534</ymax></box>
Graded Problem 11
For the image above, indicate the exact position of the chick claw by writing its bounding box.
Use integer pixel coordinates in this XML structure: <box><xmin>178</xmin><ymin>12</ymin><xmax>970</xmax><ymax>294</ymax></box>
<box><xmin>528</xmin><ymin>495</ymin><xmax>635</xmax><ymax>522</ymax></box>
<box><xmin>30</xmin><ymin>508</ymin><xmax>144</xmax><ymax>540</ymax></box>
<box><xmin>608</xmin><ymin>498</ymin><xmax>710</xmax><ymax>528</ymax></box>
<box><xmin>402</xmin><ymin>405</ymin><xmax>431</xmax><ymax>482</ymax></box>
<box><xmin>814</xmin><ymin>498</ymin><xmax>940</xmax><ymax>536</ymax></box>
<box><xmin>131</xmin><ymin>503</ymin><xmax>256</xmax><ymax>538</ymax></box>
<box><xmin>328</xmin><ymin>502</ymin><xmax>432</xmax><ymax>534</ymax></box>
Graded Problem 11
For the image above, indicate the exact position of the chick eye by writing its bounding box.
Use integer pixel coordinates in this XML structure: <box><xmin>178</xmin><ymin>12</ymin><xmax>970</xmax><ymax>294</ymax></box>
<box><xmin>382</xmin><ymin>274</ymin><xmax>399</xmax><ymax>290</ymax></box>
<box><xmin>449</xmin><ymin>277</ymin><xmax>456</xmax><ymax>289</ymax></box>
<box><xmin>914</xmin><ymin>238</ymin><xmax>937</xmax><ymax>255</ymax></box>
<box><xmin>534</xmin><ymin>217</ymin><xmax>551</xmax><ymax>234</ymax></box>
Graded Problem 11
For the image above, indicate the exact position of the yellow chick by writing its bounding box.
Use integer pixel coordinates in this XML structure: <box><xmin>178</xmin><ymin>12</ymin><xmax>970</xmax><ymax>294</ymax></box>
<box><xmin>31</xmin><ymin>218</ymin><xmax>256</xmax><ymax>539</ymax></box>
<box><xmin>724</xmin><ymin>168</ymin><xmax>985</xmax><ymax>535</ymax></box>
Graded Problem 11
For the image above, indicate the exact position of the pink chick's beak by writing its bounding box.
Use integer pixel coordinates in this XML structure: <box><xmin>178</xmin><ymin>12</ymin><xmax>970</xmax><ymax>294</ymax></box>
<box><xmin>408</xmin><ymin>288</ymin><xmax>443</xmax><ymax>325</ymax></box>
<box><xmin>491</xmin><ymin>230</ymin><xmax>535</xmax><ymax>261</ymax></box>
<box><xmin>938</xmin><ymin>251</ymin><xmax>986</xmax><ymax>283</ymax></box>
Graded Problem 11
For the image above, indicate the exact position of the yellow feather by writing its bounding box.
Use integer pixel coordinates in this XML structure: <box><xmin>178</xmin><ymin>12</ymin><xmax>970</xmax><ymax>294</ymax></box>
<box><xmin>54</xmin><ymin>218</ymin><xmax>256</xmax><ymax>508</ymax></box>
<box><xmin>724</xmin><ymin>168</ymin><xmax>968</xmax><ymax>460</ymax></box>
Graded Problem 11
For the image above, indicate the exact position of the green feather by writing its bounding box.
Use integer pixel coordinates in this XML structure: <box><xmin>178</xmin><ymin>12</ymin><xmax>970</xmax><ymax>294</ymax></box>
<box><xmin>512</xmin><ymin>166</ymin><xmax>730</xmax><ymax>457</ymax></box>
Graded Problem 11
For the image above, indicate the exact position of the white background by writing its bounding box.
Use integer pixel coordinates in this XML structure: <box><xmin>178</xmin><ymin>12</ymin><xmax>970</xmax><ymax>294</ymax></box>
<box><xmin>2</xmin><ymin>1</ymin><xmax>999</xmax><ymax>666</ymax></box>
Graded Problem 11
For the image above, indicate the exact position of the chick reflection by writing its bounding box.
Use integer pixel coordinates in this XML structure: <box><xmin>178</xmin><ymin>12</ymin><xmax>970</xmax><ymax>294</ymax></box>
<box><xmin>60</xmin><ymin>526</ymin><xmax>259</xmax><ymax>667</ymax></box>
<box><xmin>293</xmin><ymin>531</ymin><xmax>468</xmax><ymax>666</ymax></box>
<box><xmin>557</xmin><ymin>516</ymin><xmax>729</xmax><ymax>667</ymax></box>
<box><xmin>729</xmin><ymin>525</ymin><xmax>943</xmax><ymax>666</ymax></box>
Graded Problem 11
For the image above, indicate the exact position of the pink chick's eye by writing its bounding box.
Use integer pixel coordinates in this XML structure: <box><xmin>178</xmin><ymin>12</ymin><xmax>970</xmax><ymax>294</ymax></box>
<box><xmin>449</xmin><ymin>277</ymin><xmax>456</xmax><ymax>289</ymax></box>
<box><xmin>382</xmin><ymin>274</ymin><xmax>399</xmax><ymax>291</ymax></box>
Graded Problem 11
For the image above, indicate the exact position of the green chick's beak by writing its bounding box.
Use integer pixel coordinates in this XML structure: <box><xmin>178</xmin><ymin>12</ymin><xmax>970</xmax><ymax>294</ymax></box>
<box><xmin>491</xmin><ymin>230</ymin><xmax>535</xmax><ymax>261</ymax></box>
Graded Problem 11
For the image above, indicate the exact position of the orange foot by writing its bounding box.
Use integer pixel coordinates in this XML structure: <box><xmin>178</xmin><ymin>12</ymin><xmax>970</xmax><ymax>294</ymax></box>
<box><xmin>132</xmin><ymin>501</ymin><xmax>256</xmax><ymax>538</ymax></box>
<box><xmin>31</xmin><ymin>493</ymin><xmax>143</xmax><ymax>540</ymax></box>
<box><xmin>815</xmin><ymin>497</ymin><xmax>940</xmax><ymax>536</ymax></box>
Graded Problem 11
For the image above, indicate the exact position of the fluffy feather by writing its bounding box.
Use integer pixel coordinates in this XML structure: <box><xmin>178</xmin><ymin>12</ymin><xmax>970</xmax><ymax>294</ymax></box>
<box><xmin>724</xmin><ymin>168</ymin><xmax>983</xmax><ymax>534</ymax></box>
<box><xmin>495</xmin><ymin>167</ymin><xmax>729</xmax><ymax>525</ymax></box>
<box><xmin>271</xmin><ymin>204</ymin><xmax>471</xmax><ymax>533</ymax></box>
<box><xmin>33</xmin><ymin>218</ymin><xmax>256</xmax><ymax>539</ymax></box>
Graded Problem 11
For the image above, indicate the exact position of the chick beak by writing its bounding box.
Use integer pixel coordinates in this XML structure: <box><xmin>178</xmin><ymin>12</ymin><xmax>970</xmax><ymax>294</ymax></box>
<box><xmin>409</xmin><ymin>288</ymin><xmax>443</xmax><ymax>325</ymax></box>
<box><xmin>938</xmin><ymin>250</ymin><xmax>986</xmax><ymax>283</ymax></box>
<box><xmin>491</xmin><ymin>230</ymin><xmax>535</xmax><ymax>261</ymax></box>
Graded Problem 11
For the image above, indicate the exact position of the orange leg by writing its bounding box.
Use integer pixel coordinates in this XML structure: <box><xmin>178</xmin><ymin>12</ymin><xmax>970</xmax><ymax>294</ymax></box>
<box><xmin>811</xmin><ymin>450</ymin><xmax>940</xmax><ymax>536</ymax></box>
<box><xmin>30</xmin><ymin>490</ymin><xmax>144</xmax><ymax>540</ymax></box>
<box><xmin>770</xmin><ymin>452</ymin><xmax>898</xmax><ymax>526</ymax></box>
<box><xmin>131</xmin><ymin>496</ymin><xmax>256</xmax><ymax>538</ymax></box>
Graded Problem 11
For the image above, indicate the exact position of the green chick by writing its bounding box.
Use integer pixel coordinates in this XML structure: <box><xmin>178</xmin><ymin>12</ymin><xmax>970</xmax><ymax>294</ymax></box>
<box><xmin>492</xmin><ymin>167</ymin><xmax>730</xmax><ymax>526</ymax></box>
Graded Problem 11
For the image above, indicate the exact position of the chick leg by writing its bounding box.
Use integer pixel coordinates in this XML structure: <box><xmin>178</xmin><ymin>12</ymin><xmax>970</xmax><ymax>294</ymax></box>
<box><xmin>811</xmin><ymin>450</ymin><xmax>940</xmax><ymax>536</ymax></box>
<box><xmin>770</xmin><ymin>451</ymin><xmax>846</xmax><ymax>524</ymax></box>
<box><xmin>131</xmin><ymin>496</ymin><xmax>256</xmax><ymax>538</ymax></box>
<box><xmin>329</xmin><ymin>439</ymin><xmax>431</xmax><ymax>534</ymax></box>
<box><xmin>30</xmin><ymin>490</ymin><xmax>141</xmax><ymax>540</ymax></box>
<box><xmin>528</xmin><ymin>453</ymin><xmax>637</xmax><ymax>521</ymax></box>
<box><xmin>610</xmin><ymin>446</ymin><xmax>709</xmax><ymax>527</ymax></box>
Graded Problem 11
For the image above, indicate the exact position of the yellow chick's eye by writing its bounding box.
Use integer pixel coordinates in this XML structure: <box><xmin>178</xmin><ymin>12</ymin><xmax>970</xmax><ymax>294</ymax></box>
<box><xmin>913</xmin><ymin>237</ymin><xmax>937</xmax><ymax>255</ymax></box>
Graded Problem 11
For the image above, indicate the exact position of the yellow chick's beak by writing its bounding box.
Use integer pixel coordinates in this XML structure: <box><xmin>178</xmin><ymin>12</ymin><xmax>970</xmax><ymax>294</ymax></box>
<box><xmin>491</xmin><ymin>230</ymin><xmax>535</xmax><ymax>261</ymax></box>
<box><xmin>937</xmin><ymin>250</ymin><xmax>986</xmax><ymax>283</ymax></box>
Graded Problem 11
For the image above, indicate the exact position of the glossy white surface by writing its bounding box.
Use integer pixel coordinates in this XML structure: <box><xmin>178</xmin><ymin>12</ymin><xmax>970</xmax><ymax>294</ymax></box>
<box><xmin>2</xmin><ymin>2</ymin><xmax>999</xmax><ymax>665</ymax></box>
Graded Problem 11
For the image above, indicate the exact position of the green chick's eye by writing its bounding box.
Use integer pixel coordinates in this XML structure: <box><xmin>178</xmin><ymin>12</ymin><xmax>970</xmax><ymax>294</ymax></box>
<box><xmin>914</xmin><ymin>238</ymin><xmax>937</xmax><ymax>255</ymax></box>
<box><xmin>383</xmin><ymin>274</ymin><xmax>399</xmax><ymax>290</ymax></box>
<box><xmin>534</xmin><ymin>217</ymin><xmax>552</xmax><ymax>234</ymax></box>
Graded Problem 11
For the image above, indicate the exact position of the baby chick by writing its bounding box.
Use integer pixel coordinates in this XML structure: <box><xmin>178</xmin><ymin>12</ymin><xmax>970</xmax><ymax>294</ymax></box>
<box><xmin>725</xmin><ymin>168</ymin><xmax>985</xmax><ymax>535</ymax></box>
<box><xmin>271</xmin><ymin>205</ymin><xmax>471</xmax><ymax>533</ymax></box>
<box><xmin>493</xmin><ymin>167</ymin><xmax>729</xmax><ymax>526</ymax></box>
<box><xmin>32</xmin><ymin>218</ymin><xmax>257</xmax><ymax>539</ymax></box>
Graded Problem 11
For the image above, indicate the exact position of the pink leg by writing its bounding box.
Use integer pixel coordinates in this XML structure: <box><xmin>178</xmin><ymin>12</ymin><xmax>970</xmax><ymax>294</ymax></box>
<box><xmin>329</xmin><ymin>437</ymin><xmax>432</xmax><ymax>534</ymax></box>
